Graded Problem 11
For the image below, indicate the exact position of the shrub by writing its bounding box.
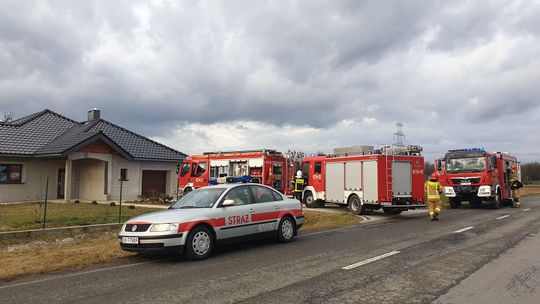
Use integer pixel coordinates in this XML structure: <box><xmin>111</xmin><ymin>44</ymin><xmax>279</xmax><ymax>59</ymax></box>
<box><xmin>109</xmin><ymin>202</ymin><xmax>116</xmax><ymax>206</ymax></box>
<box><xmin>73</xmin><ymin>200</ymin><xmax>80</xmax><ymax>204</ymax></box>
<box><xmin>128</xmin><ymin>205</ymin><xmax>135</xmax><ymax>209</ymax></box>
<box><xmin>91</xmin><ymin>201</ymin><xmax>98</xmax><ymax>205</ymax></box>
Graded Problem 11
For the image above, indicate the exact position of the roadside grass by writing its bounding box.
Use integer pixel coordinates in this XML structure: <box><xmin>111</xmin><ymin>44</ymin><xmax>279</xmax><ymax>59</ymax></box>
<box><xmin>0</xmin><ymin>232</ymin><xmax>133</xmax><ymax>280</ymax></box>
<box><xmin>298</xmin><ymin>210</ymin><xmax>359</xmax><ymax>234</ymax></box>
<box><xmin>0</xmin><ymin>202</ymin><xmax>160</xmax><ymax>232</ymax></box>
<box><xmin>0</xmin><ymin>210</ymin><xmax>358</xmax><ymax>281</ymax></box>
<box><xmin>521</xmin><ymin>185</ymin><xmax>540</xmax><ymax>197</ymax></box>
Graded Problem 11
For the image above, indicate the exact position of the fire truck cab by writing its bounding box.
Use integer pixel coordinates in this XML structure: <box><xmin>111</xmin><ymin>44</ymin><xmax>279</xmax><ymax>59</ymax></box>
<box><xmin>179</xmin><ymin>149</ymin><xmax>296</xmax><ymax>195</ymax></box>
<box><xmin>435</xmin><ymin>148</ymin><xmax>521</xmax><ymax>209</ymax></box>
<box><xmin>301</xmin><ymin>145</ymin><xmax>426</xmax><ymax>215</ymax></box>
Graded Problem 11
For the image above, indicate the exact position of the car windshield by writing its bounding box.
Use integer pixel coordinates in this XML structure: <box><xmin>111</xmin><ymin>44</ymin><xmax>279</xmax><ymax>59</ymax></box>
<box><xmin>446</xmin><ymin>157</ymin><xmax>486</xmax><ymax>173</ymax></box>
<box><xmin>170</xmin><ymin>188</ymin><xmax>226</xmax><ymax>209</ymax></box>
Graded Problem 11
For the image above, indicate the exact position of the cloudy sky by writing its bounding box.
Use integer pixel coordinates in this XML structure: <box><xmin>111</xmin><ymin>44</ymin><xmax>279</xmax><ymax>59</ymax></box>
<box><xmin>1</xmin><ymin>0</ymin><xmax>539</xmax><ymax>162</ymax></box>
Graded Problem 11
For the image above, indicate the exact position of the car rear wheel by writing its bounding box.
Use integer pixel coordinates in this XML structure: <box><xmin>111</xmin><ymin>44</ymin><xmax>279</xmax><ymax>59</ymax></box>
<box><xmin>277</xmin><ymin>216</ymin><xmax>296</xmax><ymax>243</ymax></box>
<box><xmin>185</xmin><ymin>226</ymin><xmax>214</xmax><ymax>260</ymax></box>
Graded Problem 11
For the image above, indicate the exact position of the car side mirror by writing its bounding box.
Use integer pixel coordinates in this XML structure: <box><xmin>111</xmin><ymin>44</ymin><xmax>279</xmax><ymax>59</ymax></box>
<box><xmin>222</xmin><ymin>199</ymin><xmax>235</xmax><ymax>207</ymax></box>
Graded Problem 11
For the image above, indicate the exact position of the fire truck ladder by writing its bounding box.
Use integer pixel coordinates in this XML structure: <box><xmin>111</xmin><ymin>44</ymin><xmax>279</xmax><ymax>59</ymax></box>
<box><xmin>385</xmin><ymin>146</ymin><xmax>395</xmax><ymax>200</ymax></box>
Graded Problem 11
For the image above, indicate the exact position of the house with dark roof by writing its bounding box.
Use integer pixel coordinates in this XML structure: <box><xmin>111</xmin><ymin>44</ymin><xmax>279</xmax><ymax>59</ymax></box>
<box><xmin>0</xmin><ymin>109</ymin><xmax>187</xmax><ymax>203</ymax></box>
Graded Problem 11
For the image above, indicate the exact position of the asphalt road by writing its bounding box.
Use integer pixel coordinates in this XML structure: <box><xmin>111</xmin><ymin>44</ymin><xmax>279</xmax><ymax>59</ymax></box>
<box><xmin>2</xmin><ymin>196</ymin><xmax>540</xmax><ymax>304</ymax></box>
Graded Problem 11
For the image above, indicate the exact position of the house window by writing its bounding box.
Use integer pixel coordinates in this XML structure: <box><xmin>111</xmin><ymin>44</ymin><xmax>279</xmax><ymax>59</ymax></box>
<box><xmin>0</xmin><ymin>164</ymin><xmax>22</xmax><ymax>184</ymax></box>
<box><xmin>120</xmin><ymin>168</ymin><xmax>128</xmax><ymax>181</ymax></box>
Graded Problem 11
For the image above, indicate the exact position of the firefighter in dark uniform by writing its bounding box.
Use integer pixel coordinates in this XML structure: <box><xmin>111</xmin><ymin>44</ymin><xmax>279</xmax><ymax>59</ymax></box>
<box><xmin>509</xmin><ymin>166</ymin><xmax>523</xmax><ymax>208</ymax></box>
<box><xmin>293</xmin><ymin>170</ymin><xmax>305</xmax><ymax>202</ymax></box>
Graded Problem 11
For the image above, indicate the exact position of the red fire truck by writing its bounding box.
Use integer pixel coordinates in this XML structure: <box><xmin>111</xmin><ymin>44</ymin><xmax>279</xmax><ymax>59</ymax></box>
<box><xmin>178</xmin><ymin>149</ymin><xmax>298</xmax><ymax>195</ymax></box>
<box><xmin>300</xmin><ymin>145</ymin><xmax>426</xmax><ymax>215</ymax></box>
<box><xmin>434</xmin><ymin>148</ymin><xmax>521</xmax><ymax>209</ymax></box>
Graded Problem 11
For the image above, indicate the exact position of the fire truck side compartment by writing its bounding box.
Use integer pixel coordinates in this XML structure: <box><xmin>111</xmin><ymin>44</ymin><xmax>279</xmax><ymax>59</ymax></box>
<box><xmin>325</xmin><ymin>162</ymin><xmax>345</xmax><ymax>202</ymax></box>
<box><xmin>345</xmin><ymin>161</ymin><xmax>362</xmax><ymax>191</ymax></box>
<box><xmin>362</xmin><ymin>161</ymin><xmax>378</xmax><ymax>203</ymax></box>
<box><xmin>392</xmin><ymin>161</ymin><xmax>412</xmax><ymax>197</ymax></box>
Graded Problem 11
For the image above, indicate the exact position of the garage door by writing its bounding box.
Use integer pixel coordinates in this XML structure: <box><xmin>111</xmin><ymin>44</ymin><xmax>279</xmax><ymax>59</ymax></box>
<box><xmin>142</xmin><ymin>170</ymin><xmax>167</xmax><ymax>196</ymax></box>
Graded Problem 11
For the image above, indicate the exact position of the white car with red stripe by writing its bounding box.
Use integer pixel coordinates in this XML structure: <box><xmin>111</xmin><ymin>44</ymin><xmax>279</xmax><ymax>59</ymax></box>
<box><xmin>119</xmin><ymin>183</ymin><xmax>304</xmax><ymax>260</ymax></box>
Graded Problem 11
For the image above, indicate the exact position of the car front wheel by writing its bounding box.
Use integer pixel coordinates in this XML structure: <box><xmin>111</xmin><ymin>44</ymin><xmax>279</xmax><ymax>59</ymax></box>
<box><xmin>185</xmin><ymin>225</ymin><xmax>214</xmax><ymax>260</ymax></box>
<box><xmin>277</xmin><ymin>217</ymin><xmax>296</xmax><ymax>243</ymax></box>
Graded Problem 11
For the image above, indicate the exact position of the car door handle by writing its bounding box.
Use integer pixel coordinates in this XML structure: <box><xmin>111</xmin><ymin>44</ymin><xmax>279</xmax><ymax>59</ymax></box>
<box><xmin>274</xmin><ymin>205</ymin><xmax>280</xmax><ymax>210</ymax></box>
<box><xmin>249</xmin><ymin>208</ymin><xmax>255</xmax><ymax>213</ymax></box>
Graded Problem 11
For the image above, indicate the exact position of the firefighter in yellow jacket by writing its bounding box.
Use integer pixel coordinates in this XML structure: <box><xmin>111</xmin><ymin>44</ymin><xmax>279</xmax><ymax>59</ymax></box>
<box><xmin>425</xmin><ymin>173</ymin><xmax>443</xmax><ymax>221</ymax></box>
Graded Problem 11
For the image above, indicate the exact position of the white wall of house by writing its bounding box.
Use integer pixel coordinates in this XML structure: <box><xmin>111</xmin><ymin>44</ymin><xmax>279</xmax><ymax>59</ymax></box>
<box><xmin>0</xmin><ymin>157</ymin><xmax>64</xmax><ymax>203</ymax></box>
<box><xmin>73</xmin><ymin>158</ymin><xmax>107</xmax><ymax>201</ymax></box>
<box><xmin>0</xmin><ymin>154</ymin><xmax>179</xmax><ymax>203</ymax></box>
<box><xmin>109</xmin><ymin>154</ymin><xmax>177</xmax><ymax>201</ymax></box>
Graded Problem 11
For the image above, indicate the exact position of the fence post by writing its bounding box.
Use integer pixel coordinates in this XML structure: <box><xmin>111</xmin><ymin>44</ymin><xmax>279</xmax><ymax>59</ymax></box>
<box><xmin>43</xmin><ymin>176</ymin><xmax>49</xmax><ymax>230</ymax></box>
<box><xmin>118</xmin><ymin>180</ymin><xmax>123</xmax><ymax>223</ymax></box>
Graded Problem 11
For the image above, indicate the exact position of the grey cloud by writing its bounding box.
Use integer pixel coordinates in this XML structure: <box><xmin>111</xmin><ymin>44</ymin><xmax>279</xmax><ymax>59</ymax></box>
<box><xmin>1</xmin><ymin>0</ymin><xmax>540</xmax><ymax>160</ymax></box>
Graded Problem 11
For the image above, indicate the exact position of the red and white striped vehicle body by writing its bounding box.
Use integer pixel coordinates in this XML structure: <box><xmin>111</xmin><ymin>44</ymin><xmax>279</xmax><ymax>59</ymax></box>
<box><xmin>178</xmin><ymin>149</ymin><xmax>299</xmax><ymax>195</ymax></box>
<box><xmin>119</xmin><ymin>183</ymin><xmax>303</xmax><ymax>259</ymax></box>
<box><xmin>301</xmin><ymin>146</ymin><xmax>426</xmax><ymax>215</ymax></box>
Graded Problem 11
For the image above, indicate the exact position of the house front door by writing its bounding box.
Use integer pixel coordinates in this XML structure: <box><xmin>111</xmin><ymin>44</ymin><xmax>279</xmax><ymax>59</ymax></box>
<box><xmin>57</xmin><ymin>168</ymin><xmax>65</xmax><ymax>199</ymax></box>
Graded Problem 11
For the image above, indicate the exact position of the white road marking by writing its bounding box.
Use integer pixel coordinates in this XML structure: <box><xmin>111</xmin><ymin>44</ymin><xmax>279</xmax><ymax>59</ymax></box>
<box><xmin>341</xmin><ymin>250</ymin><xmax>400</xmax><ymax>270</ymax></box>
<box><xmin>496</xmin><ymin>215</ymin><xmax>510</xmax><ymax>220</ymax></box>
<box><xmin>0</xmin><ymin>260</ymin><xmax>158</xmax><ymax>290</ymax></box>
<box><xmin>523</xmin><ymin>208</ymin><xmax>531</xmax><ymax>212</ymax></box>
<box><xmin>454</xmin><ymin>226</ymin><xmax>474</xmax><ymax>233</ymax></box>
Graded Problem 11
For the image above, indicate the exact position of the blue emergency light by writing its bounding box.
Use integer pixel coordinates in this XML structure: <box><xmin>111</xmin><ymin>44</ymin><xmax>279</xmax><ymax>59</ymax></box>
<box><xmin>209</xmin><ymin>178</ymin><xmax>218</xmax><ymax>185</ymax></box>
<box><xmin>225</xmin><ymin>175</ymin><xmax>252</xmax><ymax>184</ymax></box>
<box><xmin>448</xmin><ymin>147</ymin><xmax>485</xmax><ymax>153</ymax></box>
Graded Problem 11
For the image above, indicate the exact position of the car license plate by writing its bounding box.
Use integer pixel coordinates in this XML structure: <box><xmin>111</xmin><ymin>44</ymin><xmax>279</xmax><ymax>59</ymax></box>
<box><xmin>121</xmin><ymin>236</ymin><xmax>139</xmax><ymax>244</ymax></box>
<box><xmin>461</xmin><ymin>182</ymin><xmax>471</xmax><ymax>186</ymax></box>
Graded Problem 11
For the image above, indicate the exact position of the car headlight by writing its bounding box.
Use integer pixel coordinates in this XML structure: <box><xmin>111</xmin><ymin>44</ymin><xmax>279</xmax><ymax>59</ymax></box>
<box><xmin>478</xmin><ymin>186</ymin><xmax>492</xmax><ymax>197</ymax></box>
<box><xmin>150</xmin><ymin>223</ymin><xmax>180</xmax><ymax>232</ymax></box>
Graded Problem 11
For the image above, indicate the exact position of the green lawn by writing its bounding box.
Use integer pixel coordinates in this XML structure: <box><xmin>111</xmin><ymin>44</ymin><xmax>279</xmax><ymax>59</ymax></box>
<box><xmin>0</xmin><ymin>202</ymin><xmax>160</xmax><ymax>232</ymax></box>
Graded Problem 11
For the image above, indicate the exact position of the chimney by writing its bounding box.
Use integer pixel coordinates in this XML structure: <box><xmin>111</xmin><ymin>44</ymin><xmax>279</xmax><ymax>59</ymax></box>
<box><xmin>88</xmin><ymin>108</ymin><xmax>101</xmax><ymax>121</ymax></box>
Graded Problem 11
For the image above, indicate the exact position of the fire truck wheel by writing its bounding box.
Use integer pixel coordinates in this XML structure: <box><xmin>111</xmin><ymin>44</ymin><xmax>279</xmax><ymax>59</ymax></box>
<box><xmin>449</xmin><ymin>198</ymin><xmax>461</xmax><ymax>209</ymax></box>
<box><xmin>303</xmin><ymin>192</ymin><xmax>317</xmax><ymax>208</ymax></box>
<box><xmin>184</xmin><ymin>187</ymin><xmax>193</xmax><ymax>194</ymax></box>
<box><xmin>383</xmin><ymin>208</ymin><xmax>403</xmax><ymax>215</ymax></box>
<box><xmin>491</xmin><ymin>190</ymin><xmax>502</xmax><ymax>209</ymax></box>
<box><xmin>348</xmin><ymin>195</ymin><xmax>364</xmax><ymax>215</ymax></box>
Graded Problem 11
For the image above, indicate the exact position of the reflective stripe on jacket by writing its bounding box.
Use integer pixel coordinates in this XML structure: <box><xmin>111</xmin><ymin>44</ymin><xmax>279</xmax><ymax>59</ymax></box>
<box><xmin>294</xmin><ymin>178</ymin><xmax>305</xmax><ymax>192</ymax></box>
<box><xmin>425</xmin><ymin>180</ymin><xmax>442</xmax><ymax>199</ymax></box>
